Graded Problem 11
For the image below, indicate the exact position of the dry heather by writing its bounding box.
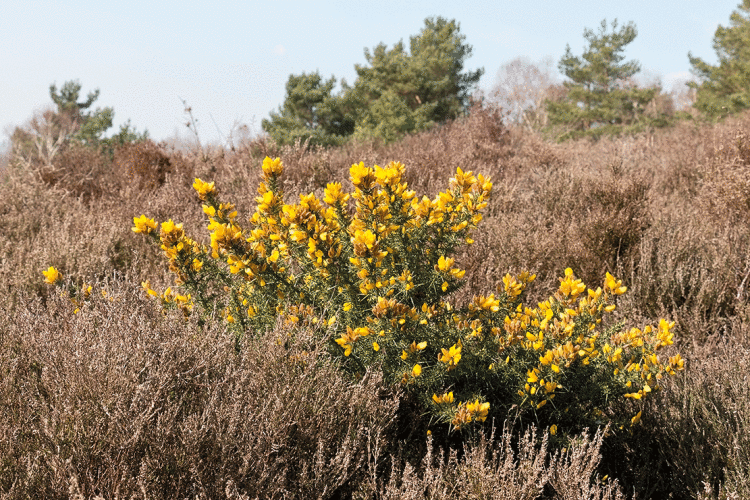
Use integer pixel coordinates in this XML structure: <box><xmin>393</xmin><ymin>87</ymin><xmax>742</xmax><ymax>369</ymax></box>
<box><xmin>369</xmin><ymin>426</ymin><xmax>625</xmax><ymax>500</ymax></box>
<box><xmin>2</xmin><ymin>104</ymin><xmax>750</xmax><ymax>497</ymax></box>
<box><xmin>0</xmin><ymin>282</ymin><xmax>397</xmax><ymax>498</ymax></box>
<box><xmin>0</xmin><ymin>281</ymin><xmax>631</xmax><ymax>499</ymax></box>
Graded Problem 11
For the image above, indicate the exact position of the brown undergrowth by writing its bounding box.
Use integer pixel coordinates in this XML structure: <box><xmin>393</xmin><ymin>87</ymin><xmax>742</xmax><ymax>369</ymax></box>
<box><xmin>2</xmin><ymin>104</ymin><xmax>750</xmax><ymax>498</ymax></box>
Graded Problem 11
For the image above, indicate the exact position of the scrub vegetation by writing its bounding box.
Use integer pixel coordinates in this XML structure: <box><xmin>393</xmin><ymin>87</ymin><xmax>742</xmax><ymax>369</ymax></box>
<box><xmin>4</xmin><ymin>4</ymin><xmax>750</xmax><ymax>498</ymax></box>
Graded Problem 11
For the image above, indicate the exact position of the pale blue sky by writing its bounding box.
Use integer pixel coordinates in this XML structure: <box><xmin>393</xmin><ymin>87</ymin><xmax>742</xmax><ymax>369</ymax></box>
<box><xmin>0</xmin><ymin>0</ymin><xmax>740</xmax><ymax>146</ymax></box>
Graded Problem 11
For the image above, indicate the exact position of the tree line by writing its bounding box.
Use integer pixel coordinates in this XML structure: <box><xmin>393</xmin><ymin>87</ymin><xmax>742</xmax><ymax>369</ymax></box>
<box><xmin>266</xmin><ymin>3</ymin><xmax>750</xmax><ymax>145</ymax></box>
<box><xmin>8</xmin><ymin>1</ymin><xmax>750</xmax><ymax>160</ymax></box>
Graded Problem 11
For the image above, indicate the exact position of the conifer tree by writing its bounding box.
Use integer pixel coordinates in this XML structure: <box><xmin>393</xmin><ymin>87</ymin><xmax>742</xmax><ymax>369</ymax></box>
<box><xmin>688</xmin><ymin>0</ymin><xmax>750</xmax><ymax>119</ymax></box>
<box><xmin>263</xmin><ymin>17</ymin><xmax>483</xmax><ymax>146</ymax></box>
<box><xmin>49</xmin><ymin>80</ymin><xmax>115</xmax><ymax>146</ymax></box>
<box><xmin>546</xmin><ymin>19</ymin><xmax>668</xmax><ymax>140</ymax></box>
<box><xmin>11</xmin><ymin>80</ymin><xmax>146</xmax><ymax>165</ymax></box>
<box><xmin>261</xmin><ymin>72</ymin><xmax>358</xmax><ymax>147</ymax></box>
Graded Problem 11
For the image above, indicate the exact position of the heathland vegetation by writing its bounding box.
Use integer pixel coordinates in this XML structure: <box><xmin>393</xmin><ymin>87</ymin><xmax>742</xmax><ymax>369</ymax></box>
<box><xmin>3</xmin><ymin>5</ymin><xmax>750</xmax><ymax>499</ymax></box>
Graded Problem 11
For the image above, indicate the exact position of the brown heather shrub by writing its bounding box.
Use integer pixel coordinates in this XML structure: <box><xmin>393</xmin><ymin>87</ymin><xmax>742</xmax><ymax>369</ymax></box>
<box><xmin>35</xmin><ymin>142</ymin><xmax>112</xmax><ymax>203</ymax></box>
<box><xmin>113</xmin><ymin>140</ymin><xmax>173</xmax><ymax>192</ymax></box>
<box><xmin>7</xmin><ymin>100</ymin><xmax>750</xmax><ymax>497</ymax></box>
<box><xmin>245</xmin><ymin>103</ymin><xmax>512</xmax><ymax>200</ymax></box>
<box><xmin>0</xmin><ymin>280</ymin><xmax>399</xmax><ymax>499</ymax></box>
<box><xmin>702</xmin><ymin>122</ymin><xmax>750</xmax><ymax>226</ymax></box>
<box><xmin>0</xmin><ymin>155</ymin><xmax>207</xmax><ymax>307</ymax></box>
<box><xmin>363</xmin><ymin>425</ymin><xmax>626</xmax><ymax>500</ymax></box>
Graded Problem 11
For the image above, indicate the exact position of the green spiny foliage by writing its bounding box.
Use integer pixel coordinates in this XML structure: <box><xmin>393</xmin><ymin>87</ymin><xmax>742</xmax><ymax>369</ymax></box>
<box><xmin>123</xmin><ymin>157</ymin><xmax>685</xmax><ymax>444</ymax></box>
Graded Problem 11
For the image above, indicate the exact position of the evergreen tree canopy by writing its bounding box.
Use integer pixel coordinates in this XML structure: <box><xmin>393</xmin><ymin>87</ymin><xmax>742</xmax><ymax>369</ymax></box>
<box><xmin>49</xmin><ymin>80</ymin><xmax>115</xmax><ymax>146</ymax></box>
<box><xmin>688</xmin><ymin>0</ymin><xmax>750</xmax><ymax>119</ymax></box>
<box><xmin>11</xmin><ymin>80</ymin><xmax>147</xmax><ymax>164</ymax></box>
<box><xmin>546</xmin><ymin>19</ymin><xmax>667</xmax><ymax>140</ymax></box>
<box><xmin>262</xmin><ymin>17</ymin><xmax>483</xmax><ymax>146</ymax></box>
<box><xmin>261</xmin><ymin>72</ymin><xmax>358</xmax><ymax>147</ymax></box>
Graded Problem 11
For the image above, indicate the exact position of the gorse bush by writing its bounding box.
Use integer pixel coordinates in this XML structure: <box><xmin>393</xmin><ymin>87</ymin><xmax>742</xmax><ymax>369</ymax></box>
<box><xmin>125</xmin><ymin>157</ymin><xmax>686</xmax><ymax>441</ymax></box>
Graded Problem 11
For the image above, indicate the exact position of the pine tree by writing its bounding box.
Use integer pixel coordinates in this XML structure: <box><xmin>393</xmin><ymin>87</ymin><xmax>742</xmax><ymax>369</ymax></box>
<box><xmin>11</xmin><ymin>80</ymin><xmax>146</xmax><ymax>165</ymax></box>
<box><xmin>688</xmin><ymin>0</ymin><xmax>750</xmax><ymax>119</ymax></box>
<box><xmin>262</xmin><ymin>17</ymin><xmax>483</xmax><ymax>146</ymax></box>
<box><xmin>261</xmin><ymin>72</ymin><xmax>358</xmax><ymax>147</ymax></box>
<box><xmin>49</xmin><ymin>80</ymin><xmax>115</xmax><ymax>146</ymax></box>
<box><xmin>546</xmin><ymin>19</ymin><xmax>668</xmax><ymax>140</ymax></box>
<box><xmin>352</xmin><ymin>17</ymin><xmax>483</xmax><ymax>142</ymax></box>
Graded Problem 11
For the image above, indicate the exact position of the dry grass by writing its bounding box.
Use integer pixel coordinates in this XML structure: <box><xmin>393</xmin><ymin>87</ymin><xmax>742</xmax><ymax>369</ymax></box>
<box><xmin>0</xmin><ymin>281</ymin><xmax>398</xmax><ymax>498</ymax></box>
<box><xmin>366</xmin><ymin>425</ymin><xmax>625</xmax><ymax>500</ymax></box>
<box><xmin>3</xmin><ymin>103</ymin><xmax>750</xmax><ymax>497</ymax></box>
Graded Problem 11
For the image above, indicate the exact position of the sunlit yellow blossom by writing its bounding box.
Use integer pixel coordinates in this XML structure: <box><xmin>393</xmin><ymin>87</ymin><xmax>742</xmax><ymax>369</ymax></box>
<box><xmin>550</xmin><ymin>425</ymin><xmax>557</xmax><ymax>435</ymax></box>
<box><xmin>132</xmin><ymin>215</ymin><xmax>157</xmax><ymax>234</ymax></box>
<box><xmin>631</xmin><ymin>411</ymin><xmax>642</xmax><ymax>425</ymax></box>
<box><xmin>43</xmin><ymin>266</ymin><xmax>61</xmax><ymax>284</ymax></box>
<box><xmin>438</xmin><ymin>342</ymin><xmax>462</xmax><ymax>370</ymax></box>
<box><xmin>605</xmin><ymin>272</ymin><xmax>627</xmax><ymax>295</ymax></box>
<box><xmin>412</xmin><ymin>364</ymin><xmax>422</xmax><ymax>377</ymax></box>
<box><xmin>432</xmin><ymin>391</ymin><xmax>455</xmax><ymax>404</ymax></box>
<box><xmin>324</xmin><ymin>182</ymin><xmax>350</xmax><ymax>205</ymax></box>
<box><xmin>352</xmin><ymin>229</ymin><xmax>377</xmax><ymax>256</ymax></box>
<box><xmin>192</xmin><ymin>178</ymin><xmax>215</xmax><ymax>200</ymax></box>
<box><xmin>261</xmin><ymin>156</ymin><xmax>283</xmax><ymax>176</ymax></box>
<box><xmin>436</xmin><ymin>255</ymin><xmax>454</xmax><ymax>272</ymax></box>
<box><xmin>350</xmin><ymin>162</ymin><xmax>375</xmax><ymax>188</ymax></box>
<box><xmin>669</xmin><ymin>354</ymin><xmax>684</xmax><ymax>370</ymax></box>
<box><xmin>466</xmin><ymin>399</ymin><xmax>490</xmax><ymax>422</ymax></box>
<box><xmin>558</xmin><ymin>268</ymin><xmax>586</xmax><ymax>298</ymax></box>
<box><xmin>141</xmin><ymin>281</ymin><xmax>158</xmax><ymax>297</ymax></box>
<box><xmin>268</xmin><ymin>249</ymin><xmax>280</xmax><ymax>263</ymax></box>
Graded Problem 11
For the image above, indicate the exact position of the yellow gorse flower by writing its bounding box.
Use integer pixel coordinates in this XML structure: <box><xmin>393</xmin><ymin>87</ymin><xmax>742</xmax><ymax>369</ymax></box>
<box><xmin>261</xmin><ymin>156</ymin><xmax>283</xmax><ymax>176</ymax></box>
<box><xmin>349</xmin><ymin>162</ymin><xmax>375</xmax><ymax>189</ymax></box>
<box><xmin>438</xmin><ymin>342</ymin><xmax>462</xmax><ymax>371</ymax></box>
<box><xmin>132</xmin><ymin>215</ymin><xmax>157</xmax><ymax>234</ymax></box>
<box><xmin>466</xmin><ymin>399</ymin><xmax>490</xmax><ymax>422</ymax></box>
<box><xmin>43</xmin><ymin>266</ymin><xmax>61</xmax><ymax>284</ymax></box>
<box><xmin>192</xmin><ymin>178</ymin><xmax>216</xmax><ymax>201</ymax></box>
<box><xmin>432</xmin><ymin>391</ymin><xmax>455</xmax><ymax>404</ymax></box>
<box><xmin>605</xmin><ymin>272</ymin><xmax>627</xmax><ymax>295</ymax></box>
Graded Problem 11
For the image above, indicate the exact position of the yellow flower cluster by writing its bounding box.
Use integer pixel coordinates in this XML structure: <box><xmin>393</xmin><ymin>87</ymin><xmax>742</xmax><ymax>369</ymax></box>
<box><xmin>335</xmin><ymin>326</ymin><xmax>373</xmax><ymax>357</ymax></box>
<box><xmin>128</xmin><ymin>155</ymin><xmax>683</xmax><ymax>437</ymax></box>
<box><xmin>455</xmin><ymin>267</ymin><xmax>684</xmax><ymax>429</ymax></box>
<box><xmin>451</xmin><ymin>399</ymin><xmax>491</xmax><ymax>430</ymax></box>
<box><xmin>132</xmin><ymin>215</ymin><xmax>157</xmax><ymax>234</ymax></box>
<box><xmin>43</xmin><ymin>266</ymin><xmax>62</xmax><ymax>285</ymax></box>
<box><xmin>438</xmin><ymin>341</ymin><xmax>463</xmax><ymax>371</ymax></box>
